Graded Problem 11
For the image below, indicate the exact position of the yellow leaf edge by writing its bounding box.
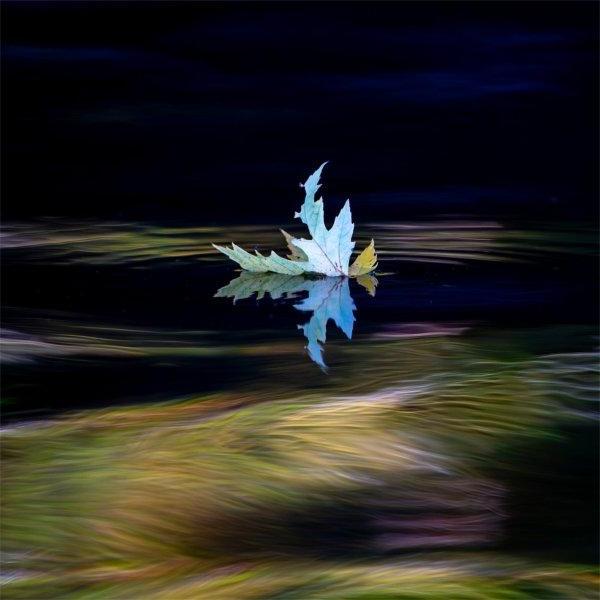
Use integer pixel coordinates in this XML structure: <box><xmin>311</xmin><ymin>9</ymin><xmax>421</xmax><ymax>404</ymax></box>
<box><xmin>349</xmin><ymin>239</ymin><xmax>378</xmax><ymax>277</ymax></box>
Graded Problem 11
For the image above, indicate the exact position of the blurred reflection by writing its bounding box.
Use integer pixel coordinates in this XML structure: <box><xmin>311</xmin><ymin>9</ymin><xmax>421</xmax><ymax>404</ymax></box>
<box><xmin>3</xmin><ymin>342</ymin><xmax>597</xmax><ymax>597</ymax></box>
<box><xmin>2</xmin><ymin>219</ymin><xmax>596</xmax><ymax>266</ymax></box>
<box><xmin>216</xmin><ymin>272</ymin><xmax>377</xmax><ymax>369</ymax></box>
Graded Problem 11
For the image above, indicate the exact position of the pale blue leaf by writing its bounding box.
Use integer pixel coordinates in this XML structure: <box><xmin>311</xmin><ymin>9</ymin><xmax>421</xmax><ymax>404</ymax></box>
<box><xmin>292</xmin><ymin>199</ymin><xmax>355</xmax><ymax>276</ymax></box>
<box><xmin>214</xmin><ymin>163</ymin><xmax>359</xmax><ymax>277</ymax></box>
<box><xmin>294</xmin><ymin>161</ymin><xmax>328</xmax><ymax>239</ymax></box>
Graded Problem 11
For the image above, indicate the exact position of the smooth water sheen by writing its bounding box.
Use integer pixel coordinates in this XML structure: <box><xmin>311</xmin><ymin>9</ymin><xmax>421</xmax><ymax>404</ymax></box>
<box><xmin>1</xmin><ymin>219</ymin><xmax>598</xmax><ymax>599</ymax></box>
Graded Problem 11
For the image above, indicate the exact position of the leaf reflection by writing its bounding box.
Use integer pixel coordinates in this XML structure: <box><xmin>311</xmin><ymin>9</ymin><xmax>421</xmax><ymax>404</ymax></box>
<box><xmin>215</xmin><ymin>272</ymin><xmax>376</xmax><ymax>369</ymax></box>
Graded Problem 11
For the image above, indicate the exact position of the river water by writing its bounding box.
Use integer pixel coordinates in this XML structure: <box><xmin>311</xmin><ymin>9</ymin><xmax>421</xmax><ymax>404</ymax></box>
<box><xmin>1</xmin><ymin>219</ymin><xmax>598</xmax><ymax>598</ymax></box>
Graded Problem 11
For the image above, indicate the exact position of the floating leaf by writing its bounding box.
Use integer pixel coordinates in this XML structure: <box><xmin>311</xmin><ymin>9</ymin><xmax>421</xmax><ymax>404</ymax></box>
<box><xmin>349</xmin><ymin>239</ymin><xmax>378</xmax><ymax>277</ymax></box>
<box><xmin>292</xmin><ymin>198</ymin><xmax>355</xmax><ymax>276</ymax></box>
<box><xmin>290</xmin><ymin>162</ymin><xmax>355</xmax><ymax>276</ymax></box>
<box><xmin>211</xmin><ymin>243</ymin><xmax>308</xmax><ymax>275</ymax></box>
<box><xmin>214</xmin><ymin>164</ymin><xmax>376</xmax><ymax>277</ymax></box>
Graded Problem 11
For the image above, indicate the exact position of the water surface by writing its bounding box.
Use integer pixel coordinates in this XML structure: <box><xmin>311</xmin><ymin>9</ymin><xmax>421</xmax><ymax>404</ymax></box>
<box><xmin>1</xmin><ymin>219</ymin><xmax>598</xmax><ymax>598</ymax></box>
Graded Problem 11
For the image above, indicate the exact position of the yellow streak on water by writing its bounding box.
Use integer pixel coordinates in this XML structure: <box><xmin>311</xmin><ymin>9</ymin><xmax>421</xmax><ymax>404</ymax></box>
<box><xmin>2</xmin><ymin>220</ymin><xmax>596</xmax><ymax>265</ymax></box>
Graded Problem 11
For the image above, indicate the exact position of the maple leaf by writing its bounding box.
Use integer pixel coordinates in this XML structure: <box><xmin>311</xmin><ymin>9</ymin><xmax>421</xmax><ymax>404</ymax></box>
<box><xmin>211</xmin><ymin>243</ymin><xmax>308</xmax><ymax>275</ymax></box>
<box><xmin>213</xmin><ymin>163</ymin><xmax>377</xmax><ymax>277</ymax></box>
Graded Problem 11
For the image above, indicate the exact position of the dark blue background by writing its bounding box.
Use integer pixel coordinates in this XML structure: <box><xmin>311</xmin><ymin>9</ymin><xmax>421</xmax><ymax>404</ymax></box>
<box><xmin>2</xmin><ymin>1</ymin><xmax>598</xmax><ymax>222</ymax></box>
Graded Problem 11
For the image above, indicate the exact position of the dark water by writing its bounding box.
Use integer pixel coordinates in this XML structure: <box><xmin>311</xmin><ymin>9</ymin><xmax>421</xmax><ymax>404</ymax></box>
<box><xmin>1</xmin><ymin>219</ymin><xmax>598</xmax><ymax>598</ymax></box>
<box><xmin>3</xmin><ymin>1</ymin><xmax>598</xmax><ymax>596</ymax></box>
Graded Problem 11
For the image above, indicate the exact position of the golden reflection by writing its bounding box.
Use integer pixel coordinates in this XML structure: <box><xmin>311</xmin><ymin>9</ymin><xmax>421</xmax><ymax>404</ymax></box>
<box><xmin>3</xmin><ymin>220</ymin><xmax>596</xmax><ymax>265</ymax></box>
